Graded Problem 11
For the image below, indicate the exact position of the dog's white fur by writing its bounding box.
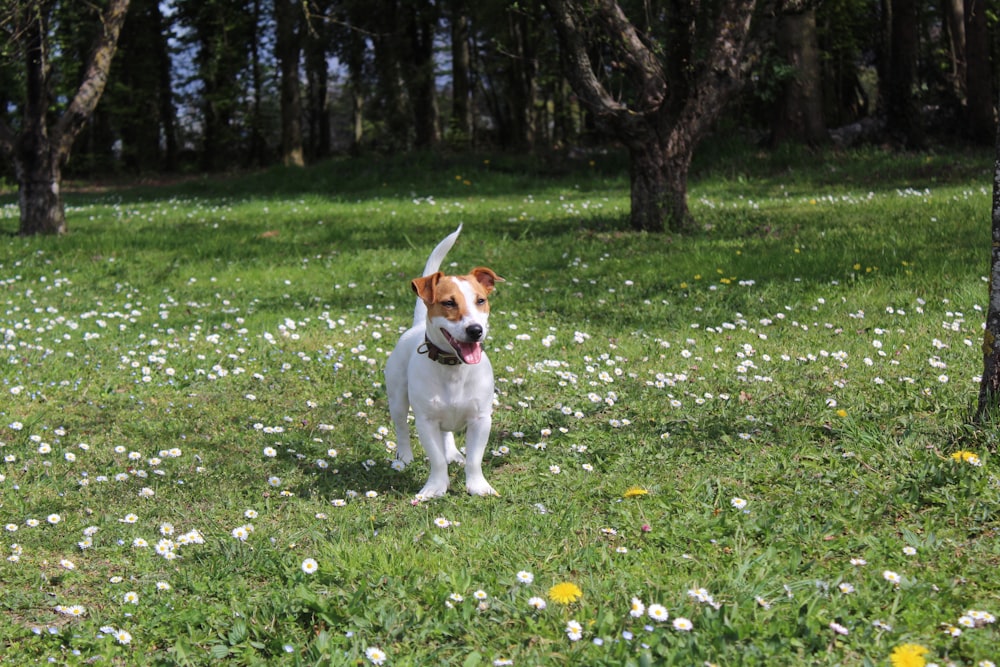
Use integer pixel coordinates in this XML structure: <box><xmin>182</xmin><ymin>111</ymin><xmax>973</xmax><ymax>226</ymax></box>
<box><xmin>385</xmin><ymin>225</ymin><xmax>503</xmax><ymax>497</ymax></box>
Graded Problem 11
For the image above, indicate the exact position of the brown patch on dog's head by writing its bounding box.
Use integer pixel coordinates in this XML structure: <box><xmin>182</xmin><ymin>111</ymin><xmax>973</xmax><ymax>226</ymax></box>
<box><xmin>470</xmin><ymin>267</ymin><xmax>503</xmax><ymax>294</ymax></box>
<box><xmin>411</xmin><ymin>268</ymin><xmax>503</xmax><ymax>321</ymax></box>
<box><xmin>411</xmin><ymin>272</ymin><xmax>443</xmax><ymax>305</ymax></box>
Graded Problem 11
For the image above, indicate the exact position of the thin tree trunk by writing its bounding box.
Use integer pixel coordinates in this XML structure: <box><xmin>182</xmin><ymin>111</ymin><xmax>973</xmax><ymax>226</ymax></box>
<box><xmin>976</xmin><ymin>93</ymin><xmax>1000</xmax><ymax>420</ymax></box>
<box><xmin>248</xmin><ymin>0</ymin><xmax>266</xmax><ymax>167</ymax></box>
<box><xmin>154</xmin><ymin>0</ymin><xmax>178</xmax><ymax>170</ymax></box>
<box><xmin>450</xmin><ymin>0</ymin><xmax>472</xmax><ymax>144</ymax></box>
<box><xmin>276</xmin><ymin>0</ymin><xmax>305</xmax><ymax>166</ymax></box>
<box><xmin>404</xmin><ymin>0</ymin><xmax>440</xmax><ymax>148</ymax></box>
<box><xmin>771</xmin><ymin>7</ymin><xmax>825</xmax><ymax>146</ymax></box>
<box><xmin>964</xmin><ymin>0</ymin><xmax>993</xmax><ymax>144</ymax></box>
<box><xmin>943</xmin><ymin>0</ymin><xmax>966</xmax><ymax>104</ymax></box>
<box><xmin>884</xmin><ymin>0</ymin><xmax>923</xmax><ymax>147</ymax></box>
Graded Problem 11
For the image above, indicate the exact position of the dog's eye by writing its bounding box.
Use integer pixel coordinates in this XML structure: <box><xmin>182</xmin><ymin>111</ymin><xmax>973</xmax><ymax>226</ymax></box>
<box><xmin>476</xmin><ymin>297</ymin><xmax>487</xmax><ymax>305</ymax></box>
<box><xmin>442</xmin><ymin>299</ymin><xmax>457</xmax><ymax>308</ymax></box>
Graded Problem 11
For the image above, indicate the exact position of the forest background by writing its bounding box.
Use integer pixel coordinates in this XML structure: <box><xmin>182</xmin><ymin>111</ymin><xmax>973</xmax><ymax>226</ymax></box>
<box><xmin>0</xmin><ymin>0</ymin><xmax>996</xmax><ymax>186</ymax></box>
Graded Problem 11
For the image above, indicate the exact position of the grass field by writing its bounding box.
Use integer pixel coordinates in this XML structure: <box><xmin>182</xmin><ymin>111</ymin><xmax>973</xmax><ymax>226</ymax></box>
<box><xmin>0</xmin><ymin>145</ymin><xmax>998</xmax><ymax>666</ymax></box>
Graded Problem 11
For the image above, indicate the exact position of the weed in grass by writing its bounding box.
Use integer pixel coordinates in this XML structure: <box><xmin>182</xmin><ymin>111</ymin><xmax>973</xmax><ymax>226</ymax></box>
<box><xmin>0</xmin><ymin>149</ymin><xmax>998</xmax><ymax>665</ymax></box>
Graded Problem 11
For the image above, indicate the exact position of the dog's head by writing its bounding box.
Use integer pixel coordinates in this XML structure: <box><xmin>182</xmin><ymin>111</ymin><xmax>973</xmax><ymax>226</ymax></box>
<box><xmin>411</xmin><ymin>267</ymin><xmax>502</xmax><ymax>364</ymax></box>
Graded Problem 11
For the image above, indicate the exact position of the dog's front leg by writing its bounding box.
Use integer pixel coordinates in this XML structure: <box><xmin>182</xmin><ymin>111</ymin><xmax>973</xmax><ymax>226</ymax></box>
<box><xmin>414</xmin><ymin>416</ymin><xmax>451</xmax><ymax>498</ymax></box>
<box><xmin>463</xmin><ymin>415</ymin><xmax>497</xmax><ymax>496</ymax></box>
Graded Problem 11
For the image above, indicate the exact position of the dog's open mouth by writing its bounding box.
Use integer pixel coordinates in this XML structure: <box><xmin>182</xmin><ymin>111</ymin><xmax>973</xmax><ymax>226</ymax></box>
<box><xmin>442</xmin><ymin>329</ymin><xmax>483</xmax><ymax>364</ymax></box>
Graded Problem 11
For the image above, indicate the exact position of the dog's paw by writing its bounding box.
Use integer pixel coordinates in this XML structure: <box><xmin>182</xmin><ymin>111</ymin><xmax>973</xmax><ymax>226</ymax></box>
<box><xmin>417</xmin><ymin>480</ymin><xmax>449</xmax><ymax>498</ymax></box>
<box><xmin>465</xmin><ymin>478</ymin><xmax>499</xmax><ymax>497</ymax></box>
<box><xmin>445</xmin><ymin>450</ymin><xmax>466</xmax><ymax>465</ymax></box>
<box><xmin>395</xmin><ymin>448</ymin><xmax>415</xmax><ymax>465</ymax></box>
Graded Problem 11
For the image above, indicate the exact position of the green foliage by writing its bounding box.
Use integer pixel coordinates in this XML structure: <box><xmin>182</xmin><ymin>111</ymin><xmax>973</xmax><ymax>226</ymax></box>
<box><xmin>0</xmin><ymin>148</ymin><xmax>997</xmax><ymax>665</ymax></box>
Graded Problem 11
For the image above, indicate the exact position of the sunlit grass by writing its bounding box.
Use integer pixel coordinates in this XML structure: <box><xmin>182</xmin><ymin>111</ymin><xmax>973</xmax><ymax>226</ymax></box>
<box><xmin>0</xmin><ymin>147</ymin><xmax>997</xmax><ymax>665</ymax></box>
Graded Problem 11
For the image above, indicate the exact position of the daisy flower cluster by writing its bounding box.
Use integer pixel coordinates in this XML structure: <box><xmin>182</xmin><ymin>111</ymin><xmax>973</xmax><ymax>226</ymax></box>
<box><xmin>2</xmin><ymin>180</ymin><xmax>998</xmax><ymax>664</ymax></box>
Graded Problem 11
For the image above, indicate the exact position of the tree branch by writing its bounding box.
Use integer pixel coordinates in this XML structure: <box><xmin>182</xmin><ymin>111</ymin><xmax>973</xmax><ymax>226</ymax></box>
<box><xmin>544</xmin><ymin>0</ymin><xmax>631</xmax><ymax>124</ymax></box>
<box><xmin>53</xmin><ymin>0</ymin><xmax>131</xmax><ymax>165</ymax></box>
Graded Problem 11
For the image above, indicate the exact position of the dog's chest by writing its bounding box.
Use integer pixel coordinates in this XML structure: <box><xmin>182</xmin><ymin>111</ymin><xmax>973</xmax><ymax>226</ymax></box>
<box><xmin>409</xmin><ymin>360</ymin><xmax>493</xmax><ymax>427</ymax></box>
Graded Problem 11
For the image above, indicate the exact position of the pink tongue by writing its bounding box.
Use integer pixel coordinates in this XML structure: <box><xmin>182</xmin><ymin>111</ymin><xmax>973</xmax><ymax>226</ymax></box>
<box><xmin>455</xmin><ymin>341</ymin><xmax>483</xmax><ymax>364</ymax></box>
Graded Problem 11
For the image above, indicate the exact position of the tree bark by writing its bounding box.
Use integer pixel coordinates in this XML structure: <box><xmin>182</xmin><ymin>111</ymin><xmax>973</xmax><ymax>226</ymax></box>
<box><xmin>276</xmin><ymin>0</ymin><xmax>305</xmax><ymax>166</ymax></box>
<box><xmin>449</xmin><ymin>0</ymin><xmax>473</xmax><ymax>144</ymax></box>
<box><xmin>976</xmin><ymin>90</ymin><xmax>1000</xmax><ymax>421</ymax></box>
<box><xmin>964</xmin><ymin>0</ymin><xmax>993</xmax><ymax>145</ymax></box>
<box><xmin>771</xmin><ymin>7</ymin><xmax>826</xmax><ymax>146</ymax></box>
<box><xmin>403</xmin><ymin>0</ymin><xmax>440</xmax><ymax>148</ymax></box>
<box><xmin>884</xmin><ymin>0</ymin><xmax>924</xmax><ymax>147</ymax></box>
<box><xmin>0</xmin><ymin>0</ymin><xmax>130</xmax><ymax>236</ymax></box>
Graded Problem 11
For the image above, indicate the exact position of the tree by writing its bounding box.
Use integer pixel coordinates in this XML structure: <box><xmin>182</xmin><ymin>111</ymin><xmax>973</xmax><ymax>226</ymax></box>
<box><xmin>964</xmin><ymin>0</ymin><xmax>994</xmax><ymax>145</ymax></box>
<box><xmin>545</xmin><ymin>0</ymin><xmax>760</xmax><ymax>232</ymax></box>
<box><xmin>977</xmin><ymin>89</ymin><xmax>1000</xmax><ymax>421</ymax></box>
<box><xmin>275</xmin><ymin>0</ymin><xmax>305</xmax><ymax>166</ymax></box>
<box><xmin>770</xmin><ymin>2</ymin><xmax>825</xmax><ymax>146</ymax></box>
<box><xmin>0</xmin><ymin>0</ymin><xmax>131</xmax><ymax>236</ymax></box>
<box><xmin>880</xmin><ymin>0</ymin><xmax>924</xmax><ymax>147</ymax></box>
<box><xmin>448</xmin><ymin>0</ymin><xmax>473</xmax><ymax>145</ymax></box>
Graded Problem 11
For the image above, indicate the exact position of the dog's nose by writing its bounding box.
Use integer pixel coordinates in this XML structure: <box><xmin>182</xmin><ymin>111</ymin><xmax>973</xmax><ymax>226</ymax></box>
<box><xmin>466</xmin><ymin>324</ymin><xmax>483</xmax><ymax>341</ymax></box>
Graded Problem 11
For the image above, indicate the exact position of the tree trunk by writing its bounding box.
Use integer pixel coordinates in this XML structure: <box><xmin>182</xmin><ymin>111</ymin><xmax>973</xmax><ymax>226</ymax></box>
<box><xmin>964</xmin><ymin>0</ymin><xmax>993</xmax><ymax>145</ymax></box>
<box><xmin>16</xmin><ymin>150</ymin><xmax>66</xmax><ymax>237</ymax></box>
<box><xmin>372</xmin><ymin>0</ymin><xmax>411</xmax><ymax>151</ymax></box>
<box><xmin>305</xmin><ymin>20</ymin><xmax>331</xmax><ymax>160</ymax></box>
<box><xmin>403</xmin><ymin>0</ymin><xmax>440</xmax><ymax>148</ymax></box>
<box><xmin>344</xmin><ymin>20</ymin><xmax>367</xmax><ymax>156</ymax></box>
<box><xmin>247</xmin><ymin>0</ymin><xmax>267</xmax><ymax>167</ymax></box>
<box><xmin>17</xmin><ymin>5</ymin><xmax>65</xmax><ymax>235</ymax></box>
<box><xmin>976</xmin><ymin>94</ymin><xmax>1000</xmax><ymax>420</ymax></box>
<box><xmin>544</xmin><ymin>0</ymin><xmax>756</xmax><ymax>234</ymax></box>
<box><xmin>884</xmin><ymin>0</ymin><xmax>924</xmax><ymax>147</ymax></box>
<box><xmin>627</xmin><ymin>134</ymin><xmax>695</xmax><ymax>233</ymax></box>
<box><xmin>276</xmin><ymin>0</ymin><xmax>305</xmax><ymax>166</ymax></box>
<box><xmin>0</xmin><ymin>0</ymin><xmax>129</xmax><ymax>235</ymax></box>
<box><xmin>771</xmin><ymin>7</ymin><xmax>825</xmax><ymax>146</ymax></box>
<box><xmin>943</xmin><ymin>0</ymin><xmax>966</xmax><ymax>104</ymax></box>
<box><xmin>449</xmin><ymin>0</ymin><xmax>473</xmax><ymax>144</ymax></box>
<box><xmin>507</xmin><ymin>7</ymin><xmax>538</xmax><ymax>150</ymax></box>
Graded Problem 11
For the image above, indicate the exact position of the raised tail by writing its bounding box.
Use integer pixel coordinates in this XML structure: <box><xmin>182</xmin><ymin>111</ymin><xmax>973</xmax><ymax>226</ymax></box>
<box><xmin>413</xmin><ymin>224</ymin><xmax>462</xmax><ymax>327</ymax></box>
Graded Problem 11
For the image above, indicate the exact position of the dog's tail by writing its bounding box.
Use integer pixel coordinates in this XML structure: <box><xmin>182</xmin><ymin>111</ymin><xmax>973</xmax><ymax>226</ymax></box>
<box><xmin>413</xmin><ymin>224</ymin><xmax>462</xmax><ymax>327</ymax></box>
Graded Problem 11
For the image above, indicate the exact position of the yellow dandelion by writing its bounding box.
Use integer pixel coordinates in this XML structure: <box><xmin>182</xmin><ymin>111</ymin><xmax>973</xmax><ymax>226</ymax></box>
<box><xmin>951</xmin><ymin>451</ymin><xmax>982</xmax><ymax>466</ymax></box>
<box><xmin>836</xmin><ymin>409</ymin><xmax>848</xmax><ymax>418</ymax></box>
<box><xmin>548</xmin><ymin>582</ymin><xmax>583</xmax><ymax>605</ymax></box>
<box><xmin>889</xmin><ymin>643</ymin><xmax>928</xmax><ymax>667</ymax></box>
<box><xmin>623</xmin><ymin>486</ymin><xmax>649</xmax><ymax>499</ymax></box>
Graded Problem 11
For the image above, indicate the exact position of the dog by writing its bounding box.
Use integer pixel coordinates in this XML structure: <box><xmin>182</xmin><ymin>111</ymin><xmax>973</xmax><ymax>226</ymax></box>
<box><xmin>384</xmin><ymin>225</ymin><xmax>503</xmax><ymax>498</ymax></box>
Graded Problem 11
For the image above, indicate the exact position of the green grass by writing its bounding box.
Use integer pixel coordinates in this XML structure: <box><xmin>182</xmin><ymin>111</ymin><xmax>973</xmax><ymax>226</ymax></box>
<box><xmin>1</xmin><ymin>146</ymin><xmax>998</xmax><ymax>666</ymax></box>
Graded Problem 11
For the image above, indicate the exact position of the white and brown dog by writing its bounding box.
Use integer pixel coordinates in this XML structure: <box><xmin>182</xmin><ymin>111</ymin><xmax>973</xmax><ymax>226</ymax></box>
<box><xmin>385</xmin><ymin>225</ymin><xmax>503</xmax><ymax>498</ymax></box>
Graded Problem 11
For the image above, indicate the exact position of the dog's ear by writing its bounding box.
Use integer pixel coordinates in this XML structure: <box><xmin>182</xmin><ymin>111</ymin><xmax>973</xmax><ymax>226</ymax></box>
<box><xmin>411</xmin><ymin>272</ymin><xmax>443</xmax><ymax>303</ymax></box>
<box><xmin>470</xmin><ymin>267</ymin><xmax>504</xmax><ymax>294</ymax></box>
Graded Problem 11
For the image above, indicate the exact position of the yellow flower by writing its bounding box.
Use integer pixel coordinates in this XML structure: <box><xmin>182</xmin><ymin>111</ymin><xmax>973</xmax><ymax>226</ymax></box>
<box><xmin>548</xmin><ymin>582</ymin><xmax>583</xmax><ymax>605</ymax></box>
<box><xmin>889</xmin><ymin>643</ymin><xmax>928</xmax><ymax>667</ymax></box>
<box><xmin>836</xmin><ymin>409</ymin><xmax>848</xmax><ymax>418</ymax></box>
<box><xmin>951</xmin><ymin>450</ymin><xmax>982</xmax><ymax>466</ymax></box>
<box><xmin>623</xmin><ymin>486</ymin><xmax>649</xmax><ymax>499</ymax></box>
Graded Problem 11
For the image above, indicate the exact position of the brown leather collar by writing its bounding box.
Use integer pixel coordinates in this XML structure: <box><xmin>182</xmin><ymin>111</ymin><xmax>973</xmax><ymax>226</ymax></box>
<box><xmin>417</xmin><ymin>337</ymin><xmax>462</xmax><ymax>365</ymax></box>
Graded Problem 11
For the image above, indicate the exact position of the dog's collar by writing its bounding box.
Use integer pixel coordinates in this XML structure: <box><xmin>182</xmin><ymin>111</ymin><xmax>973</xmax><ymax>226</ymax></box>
<box><xmin>417</xmin><ymin>337</ymin><xmax>463</xmax><ymax>365</ymax></box>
